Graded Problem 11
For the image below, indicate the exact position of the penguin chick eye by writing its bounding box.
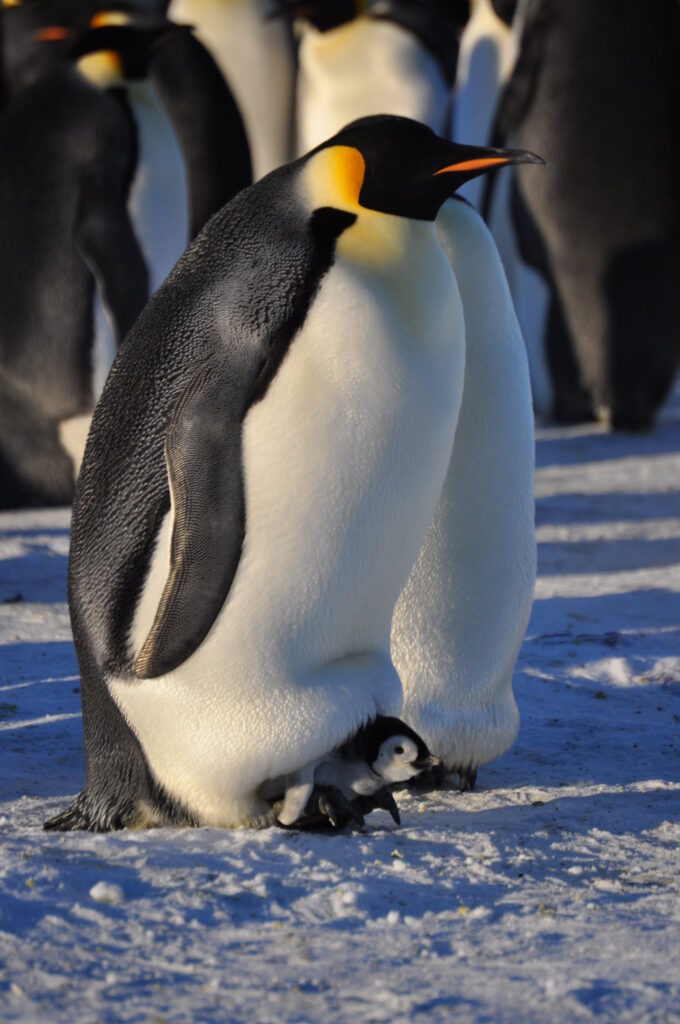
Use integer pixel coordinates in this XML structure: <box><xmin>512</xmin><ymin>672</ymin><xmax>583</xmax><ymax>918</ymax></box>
<box><xmin>394</xmin><ymin>745</ymin><xmax>404</xmax><ymax>755</ymax></box>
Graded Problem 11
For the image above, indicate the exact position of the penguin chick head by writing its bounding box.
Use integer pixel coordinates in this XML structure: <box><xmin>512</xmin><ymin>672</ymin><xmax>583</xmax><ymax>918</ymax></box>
<box><xmin>361</xmin><ymin>716</ymin><xmax>439</xmax><ymax>784</ymax></box>
<box><xmin>68</xmin><ymin>7</ymin><xmax>183</xmax><ymax>87</ymax></box>
<box><xmin>308</xmin><ymin>115</ymin><xmax>544</xmax><ymax>221</ymax></box>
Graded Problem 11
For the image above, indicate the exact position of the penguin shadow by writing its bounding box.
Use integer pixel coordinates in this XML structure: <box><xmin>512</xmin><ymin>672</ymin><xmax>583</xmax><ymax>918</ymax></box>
<box><xmin>537</xmin><ymin>535</ymin><xmax>680</xmax><ymax>576</ymax></box>
<box><xmin>535</xmin><ymin>383</ymin><xmax>680</xmax><ymax>470</ymax></box>
<box><xmin>536</xmin><ymin>489</ymin><xmax>680</xmax><ymax>527</ymax></box>
<box><xmin>0</xmin><ymin>640</ymin><xmax>82</xmax><ymax>801</ymax></box>
<box><xmin>0</xmin><ymin>530</ymin><xmax>69</xmax><ymax>605</ymax></box>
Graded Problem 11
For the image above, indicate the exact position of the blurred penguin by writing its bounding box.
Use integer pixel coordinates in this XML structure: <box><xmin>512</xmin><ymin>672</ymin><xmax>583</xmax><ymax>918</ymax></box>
<box><xmin>168</xmin><ymin>0</ymin><xmax>295</xmax><ymax>178</ymax></box>
<box><xmin>0</xmin><ymin>7</ymin><xmax>147</xmax><ymax>507</ymax></box>
<box><xmin>275</xmin><ymin>0</ymin><xmax>464</xmax><ymax>155</ymax></box>
<box><xmin>487</xmin><ymin>0</ymin><xmax>680</xmax><ymax>428</ymax></box>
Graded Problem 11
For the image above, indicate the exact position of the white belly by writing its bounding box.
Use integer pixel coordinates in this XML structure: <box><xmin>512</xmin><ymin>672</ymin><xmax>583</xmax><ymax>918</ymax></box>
<box><xmin>296</xmin><ymin>18</ymin><xmax>451</xmax><ymax>155</ymax></box>
<box><xmin>393</xmin><ymin>199</ymin><xmax>536</xmax><ymax>770</ymax></box>
<box><xmin>127</xmin><ymin>85</ymin><xmax>188</xmax><ymax>293</ymax></box>
<box><xmin>111</xmin><ymin>219</ymin><xmax>465</xmax><ymax>826</ymax></box>
<box><xmin>169</xmin><ymin>0</ymin><xmax>294</xmax><ymax>178</ymax></box>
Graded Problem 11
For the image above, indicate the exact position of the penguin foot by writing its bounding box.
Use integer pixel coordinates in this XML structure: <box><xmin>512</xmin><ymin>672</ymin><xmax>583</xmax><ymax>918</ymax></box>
<box><xmin>277</xmin><ymin>786</ymin><xmax>365</xmax><ymax>832</ymax></box>
<box><xmin>456</xmin><ymin>766</ymin><xmax>478</xmax><ymax>792</ymax></box>
<box><xmin>356</xmin><ymin>787</ymin><xmax>401</xmax><ymax>825</ymax></box>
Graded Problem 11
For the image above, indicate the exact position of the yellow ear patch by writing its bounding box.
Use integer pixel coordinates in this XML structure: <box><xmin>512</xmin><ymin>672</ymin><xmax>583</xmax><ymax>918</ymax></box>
<box><xmin>90</xmin><ymin>11</ymin><xmax>131</xmax><ymax>28</ymax></box>
<box><xmin>1</xmin><ymin>0</ymin><xmax>22</xmax><ymax>9</ymax></box>
<box><xmin>304</xmin><ymin>145</ymin><xmax>366</xmax><ymax>212</ymax></box>
<box><xmin>76</xmin><ymin>50</ymin><xmax>125</xmax><ymax>87</ymax></box>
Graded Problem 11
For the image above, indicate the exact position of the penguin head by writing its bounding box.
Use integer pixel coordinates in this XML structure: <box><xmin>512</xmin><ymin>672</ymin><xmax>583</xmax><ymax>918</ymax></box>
<box><xmin>1</xmin><ymin>0</ymin><xmax>87</xmax><ymax>93</ymax></box>
<box><xmin>360</xmin><ymin>716</ymin><xmax>439</xmax><ymax>783</ymax></box>
<box><xmin>67</xmin><ymin>6</ymin><xmax>183</xmax><ymax>87</ymax></box>
<box><xmin>305</xmin><ymin>115</ymin><xmax>544</xmax><ymax>221</ymax></box>
<box><xmin>269</xmin><ymin>0</ymin><xmax>361</xmax><ymax>32</ymax></box>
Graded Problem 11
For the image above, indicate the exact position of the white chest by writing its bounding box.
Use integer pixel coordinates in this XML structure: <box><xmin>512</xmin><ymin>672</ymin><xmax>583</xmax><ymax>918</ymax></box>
<box><xmin>127</xmin><ymin>84</ymin><xmax>188</xmax><ymax>293</ymax></box>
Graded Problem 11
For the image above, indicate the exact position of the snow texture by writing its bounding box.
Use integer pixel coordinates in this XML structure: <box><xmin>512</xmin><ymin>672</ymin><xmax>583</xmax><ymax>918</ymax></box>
<box><xmin>1</xmin><ymin>392</ymin><xmax>680</xmax><ymax>1023</ymax></box>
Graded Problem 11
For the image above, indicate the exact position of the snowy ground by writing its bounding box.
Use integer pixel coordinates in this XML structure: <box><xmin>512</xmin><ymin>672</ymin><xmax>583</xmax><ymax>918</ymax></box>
<box><xmin>1</xmin><ymin>395</ymin><xmax>679</xmax><ymax>1024</ymax></box>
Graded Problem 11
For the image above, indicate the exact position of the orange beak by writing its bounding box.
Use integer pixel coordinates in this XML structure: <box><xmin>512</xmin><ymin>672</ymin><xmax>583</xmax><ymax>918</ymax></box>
<box><xmin>36</xmin><ymin>26</ymin><xmax>69</xmax><ymax>42</ymax></box>
<box><xmin>434</xmin><ymin>156</ymin><xmax>517</xmax><ymax>176</ymax></box>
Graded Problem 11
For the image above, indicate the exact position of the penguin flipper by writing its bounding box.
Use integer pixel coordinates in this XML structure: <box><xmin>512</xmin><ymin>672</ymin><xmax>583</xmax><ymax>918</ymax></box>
<box><xmin>76</xmin><ymin>172</ymin><xmax>149</xmax><ymax>342</ymax></box>
<box><xmin>134</xmin><ymin>355</ymin><xmax>245</xmax><ymax>679</ymax></box>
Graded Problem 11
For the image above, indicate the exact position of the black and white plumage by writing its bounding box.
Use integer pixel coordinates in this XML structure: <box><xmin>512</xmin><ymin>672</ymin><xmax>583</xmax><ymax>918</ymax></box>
<box><xmin>44</xmin><ymin>116</ymin><xmax>538</xmax><ymax>833</ymax></box>
<box><xmin>264</xmin><ymin>716</ymin><xmax>438</xmax><ymax>828</ymax></box>
<box><xmin>486</xmin><ymin>0</ymin><xmax>680</xmax><ymax>428</ymax></box>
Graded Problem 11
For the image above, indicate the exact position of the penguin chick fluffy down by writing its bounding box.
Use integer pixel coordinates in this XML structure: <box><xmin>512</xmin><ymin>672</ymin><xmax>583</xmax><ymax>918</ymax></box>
<box><xmin>260</xmin><ymin>717</ymin><xmax>438</xmax><ymax>827</ymax></box>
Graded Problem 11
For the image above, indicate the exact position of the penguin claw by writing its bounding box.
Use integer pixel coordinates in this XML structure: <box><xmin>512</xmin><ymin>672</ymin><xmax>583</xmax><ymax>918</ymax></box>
<box><xmin>457</xmin><ymin>766</ymin><xmax>477</xmax><ymax>793</ymax></box>
<box><xmin>317</xmin><ymin>787</ymin><xmax>365</xmax><ymax>831</ymax></box>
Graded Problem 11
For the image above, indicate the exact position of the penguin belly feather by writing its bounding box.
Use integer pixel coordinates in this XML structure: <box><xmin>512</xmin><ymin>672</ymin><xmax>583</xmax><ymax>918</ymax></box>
<box><xmin>296</xmin><ymin>18</ymin><xmax>451</xmax><ymax>155</ymax></box>
<box><xmin>392</xmin><ymin>198</ymin><xmax>536</xmax><ymax>773</ymax></box>
<box><xmin>109</xmin><ymin>217</ymin><xmax>465</xmax><ymax>829</ymax></box>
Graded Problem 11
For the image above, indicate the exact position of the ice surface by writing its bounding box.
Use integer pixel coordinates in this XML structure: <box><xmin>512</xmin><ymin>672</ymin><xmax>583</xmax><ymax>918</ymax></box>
<box><xmin>1</xmin><ymin>395</ymin><xmax>679</xmax><ymax>1023</ymax></box>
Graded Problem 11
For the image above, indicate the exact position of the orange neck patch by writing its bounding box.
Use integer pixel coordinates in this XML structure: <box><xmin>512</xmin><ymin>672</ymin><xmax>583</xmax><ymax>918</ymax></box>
<box><xmin>306</xmin><ymin>145</ymin><xmax>366</xmax><ymax>212</ymax></box>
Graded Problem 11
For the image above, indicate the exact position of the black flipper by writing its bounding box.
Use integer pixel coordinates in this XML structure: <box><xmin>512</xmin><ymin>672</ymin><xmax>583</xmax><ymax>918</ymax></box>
<box><xmin>134</xmin><ymin>356</ymin><xmax>245</xmax><ymax>684</ymax></box>
<box><xmin>134</xmin><ymin>355</ymin><xmax>245</xmax><ymax>678</ymax></box>
<box><xmin>75</xmin><ymin>169</ymin><xmax>149</xmax><ymax>344</ymax></box>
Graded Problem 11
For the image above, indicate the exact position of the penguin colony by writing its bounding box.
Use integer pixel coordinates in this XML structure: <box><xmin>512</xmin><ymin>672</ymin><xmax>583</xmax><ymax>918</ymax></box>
<box><xmin>2</xmin><ymin>0</ymin><xmax>663</xmax><ymax>833</ymax></box>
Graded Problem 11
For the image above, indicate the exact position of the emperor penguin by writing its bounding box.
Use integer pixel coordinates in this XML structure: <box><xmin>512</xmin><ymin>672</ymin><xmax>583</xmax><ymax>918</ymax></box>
<box><xmin>0</xmin><ymin>10</ymin><xmax>148</xmax><ymax>507</ymax></box>
<box><xmin>391</xmin><ymin>195</ymin><xmax>537</xmax><ymax>790</ymax></box>
<box><xmin>44</xmin><ymin>116</ymin><xmax>539</xmax><ymax>831</ymax></box>
<box><xmin>487</xmin><ymin>0</ymin><xmax>680</xmax><ymax>428</ymax></box>
<box><xmin>168</xmin><ymin>0</ymin><xmax>295</xmax><ymax>179</ymax></box>
<box><xmin>77</xmin><ymin>7</ymin><xmax>252</xmax><ymax>294</ymax></box>
<box><xmin>278</xmin><ymin>0</ymin><xmax>462</xmax><ymax>156</ymax></box>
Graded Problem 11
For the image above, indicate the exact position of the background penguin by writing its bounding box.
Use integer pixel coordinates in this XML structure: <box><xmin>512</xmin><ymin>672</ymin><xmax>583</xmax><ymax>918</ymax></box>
<box><xmin>276</xmin><ymin>0</ymin><xmax>463</xmax><ymax>156</ymax></box>
<box><xmin>0</xmin><ymin>8</ymin><xmax>148</xmax><ymax>508</ymax></box>
<box><xmin>263</xmin><ymin>715</ymin><xmax>438</xmax><ymax>828</ymax></box>
<box><xmin>486</xmin><ymin>0</ymin><xmax>680</xmax><ymax>429</ymax></box>
<box><xmin>77</xmin><ymin>7</ymin><xmax>252</xmax><ymax>294</ymax></box>
<box><xmin>392</xmin><ymin>194</ymin><xmax>537</xmax><ymax>790</ymax></box>
<box><xmin>168</xmin><ymin>0</ymin><xmax>295</xmax><ymax>179</ymax></box>
<box><xmin>44</xmin><ymin>116</ymin><xmax>537</xmax><ymax>832</ymax></box>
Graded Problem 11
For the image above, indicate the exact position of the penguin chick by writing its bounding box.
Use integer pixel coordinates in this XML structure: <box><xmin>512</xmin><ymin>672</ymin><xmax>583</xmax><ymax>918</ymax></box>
<box><xmin>267</xmin><ymin>717</ymin><xmax>439</xmax><ymax>827</ymax></box>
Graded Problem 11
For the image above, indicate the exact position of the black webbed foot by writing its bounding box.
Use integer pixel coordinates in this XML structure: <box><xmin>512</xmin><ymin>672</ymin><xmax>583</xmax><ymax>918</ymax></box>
<box><xmin>457</xmin><ymin>766</ymin><xmax>477</xmax><ymax>792</ymax></box>
<box><xmin>276</xmin><ymin>786</ymin><xmax>365</xmax><ymax>832</ymax></box>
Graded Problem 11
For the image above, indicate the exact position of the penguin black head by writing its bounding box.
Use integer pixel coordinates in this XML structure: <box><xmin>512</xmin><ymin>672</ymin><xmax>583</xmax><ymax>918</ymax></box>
<box><xmin>356</xmin><ymin>716</ymin><xmax>439</xmax><ymax>783</ymax></box>
<box><xmin>1</xmin><ymin>0</ymin><xmax>87</xmax><ymax>93</ymax></box>
<box><xmin>307</xmin><ymin>115</ymin><xmax>544</xmax><ymax>222</ymax></box>
<box><xmin>67</xmin><ymin>6</ymin><xmax>186</xmax><ymax>85</ymax></box>
<box><xmin>268</xmin><ymin>0</ymin><xmax>360</xmax><ymax>32</ymax></box>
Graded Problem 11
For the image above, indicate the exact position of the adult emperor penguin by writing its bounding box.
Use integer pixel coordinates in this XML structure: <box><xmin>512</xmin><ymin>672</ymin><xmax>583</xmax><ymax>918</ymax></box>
<box><xmin>392</xmin><ymin>194</ymin><xmax>537</xmax><ymax>790</ymax></box>
<box><xmin>78</xmin><ymin>6</ymin><xmax>252</xmax><ymax>293</ymax></box>
<box><xmin>487</xmin><ymin>0</ymin><xmax>680</xmax><ymax>428</ymax></box>
<box><xmin>44</xmin><ymin>116</ymin><xmax>539</xmax><ymax>831</ymax></box>
<box><xmin>168</xmin><ymin>0</ymin><xmax>295</xmax><ymax>179</ymax></box>
<box><xmin>0</xmin><ymin>8</ymin><xmax>148</xmax><ymax>507</ymax></box>
<box><xmin>277</xmin><ymin>0</ymin><xmax>463</xmax><ymax>156</ymax></box>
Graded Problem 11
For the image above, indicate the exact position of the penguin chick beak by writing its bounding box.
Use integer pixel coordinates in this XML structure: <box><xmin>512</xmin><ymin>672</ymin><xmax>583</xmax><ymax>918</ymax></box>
<box><xmin>414</xmin><ymin>754</ymin><xmax>440</xmax><ymax>772</ymax></box>
<box><xmin>434</xmin><ymin>146</ymin><xmax>545</xmax><ymax>181</ymax></box>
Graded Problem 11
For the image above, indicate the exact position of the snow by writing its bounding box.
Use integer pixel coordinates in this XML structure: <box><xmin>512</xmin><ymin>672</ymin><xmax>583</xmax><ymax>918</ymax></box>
<box><xmin>1</xmin><ymin>393</ymin><xmax>680</xmax><ymax>1023</ymax></box>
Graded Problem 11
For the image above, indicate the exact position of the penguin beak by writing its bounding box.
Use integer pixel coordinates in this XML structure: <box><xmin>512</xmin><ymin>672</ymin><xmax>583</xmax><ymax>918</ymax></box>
<box><xmin>414</xmin><ymin>754</ymin><xmax>440</xmax><ymax>771</ymax></box>
<box><xmin>36</xmin><ymin>26</ymin><xmax>70</xmax><ymax>42</ymax></box>
<box><xmin>434</xmin><ymin>146</ymin><xmax>545</xmax><ymax>180</ymax></box>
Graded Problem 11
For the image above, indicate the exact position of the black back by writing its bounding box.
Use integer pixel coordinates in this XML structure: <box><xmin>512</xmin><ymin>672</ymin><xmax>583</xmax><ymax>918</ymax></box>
<box><xmin>0</xmin><ymin>67</ymin><xmax>147</xmax><ymax>507</ymax></box>
<box><xmin>487</xmin><ymin>0</ymin><xmax>680</xmax><ymax>428</ymax></box>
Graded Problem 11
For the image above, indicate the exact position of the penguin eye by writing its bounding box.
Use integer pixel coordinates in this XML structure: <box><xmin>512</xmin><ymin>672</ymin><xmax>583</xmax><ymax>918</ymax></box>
<box><xmin>394</xmin><ymin>745</ymin><xmax>404</xmax><ymax>755</ymax></box>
